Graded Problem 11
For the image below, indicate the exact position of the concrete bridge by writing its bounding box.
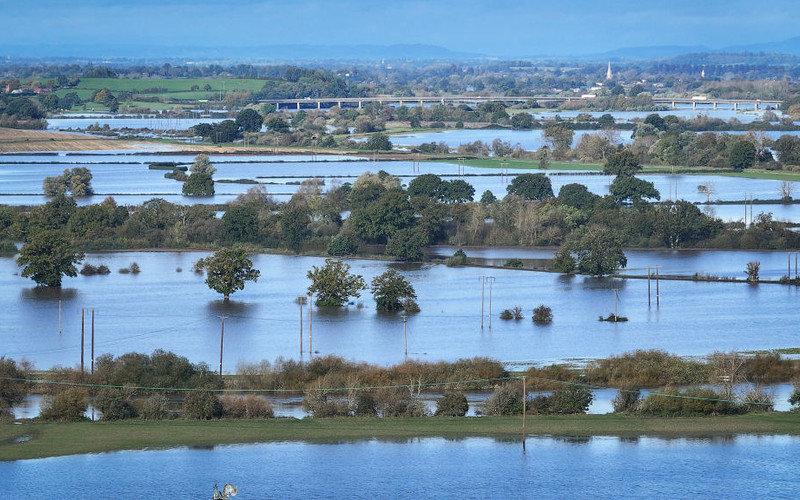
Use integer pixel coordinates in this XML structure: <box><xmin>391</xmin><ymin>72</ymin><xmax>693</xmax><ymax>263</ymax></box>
<box><xmin>260</xmin><ymin>95</ymin><xmax>782</xmax><ymax>111</ymax></box>
<box><xmin>650</xmin><ymin>97</ymin><xmax>781</xmax><ymax>111</ymax></box>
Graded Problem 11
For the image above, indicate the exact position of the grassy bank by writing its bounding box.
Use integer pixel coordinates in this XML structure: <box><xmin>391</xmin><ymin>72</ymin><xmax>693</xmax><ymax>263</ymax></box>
<box><xmin>2</xmin><ymin>412</ymin><xmax>799</xmax><ymax>461</ymax></box>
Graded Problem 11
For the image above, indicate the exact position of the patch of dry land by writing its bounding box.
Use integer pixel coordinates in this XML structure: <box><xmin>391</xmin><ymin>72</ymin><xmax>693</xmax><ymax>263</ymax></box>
<box><xmin>0</xmin><ymin>128</ymin><xmax>152</xmax><ymax>153</ymax></box>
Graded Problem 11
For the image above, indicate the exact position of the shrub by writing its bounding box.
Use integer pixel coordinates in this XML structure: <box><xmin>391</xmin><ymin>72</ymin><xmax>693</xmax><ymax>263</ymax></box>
<box><xmin>80</xmin><ymin>263</ymin><xmax>98</xmax><ymax>275</ymax></box>
<box><xmin>377</xmin><ymin>390</ymin><xmax>428</xmax><ymax>417</ymax></box>
<box><xmin>94</xmin><ymin>387</ymin><xmax>137</xmax><ymax>421</ymax></box>
<box><xmin>353</xmin><ymin>393</ymin><xmax>378</xmax><ymax>416</ymax></box>
<box><xmin>638</xmin><ymin>386</ymin><xmax>743</xmax><ymax>416</ymax></box>
<box><xmin>741</xmin><ymin>386</ymin><xmax>774</xmax><ymax>413</ymax></box>
<box><xmin>80</xmin><ymin>263</ymin><xmax>110</xmax><ymax>276</ymax></box>
<box><xmin>599</xmin><ymin>314</ymin><xmax>628</xmax><ymax>322</ymax></box>
<box><xmin>302</xmin><ymin>390</ymin><xmax>350</xmax><ymax>418</ymax></box>
<box><xmin>586</xmin><ymin>350</ymin><xmax>709</xmax><ymax>388</ymax></box>
<box><xmin>182</xmin><ymin>391</ymin><xmax>223</xmax><ymax>419</ymax></box>
<box><xmin>742</xmin><ymin>352</ymin><xmax>798</xmax><ymax>383</ymax></box>
<box><xmin>138</xmin><ymin>394</ymin><xmax>172</xmax><ymax>420</ymax></box>
<box><xmin>528</xmin><ymin>385</ymin><xmax>594</xmax><ymax>415</ymax></box>
<box><xmin>222</xmin><ymin>395</ymin><xmax>274</xmax><ymax>419</ymax></box>
<box><xmin>532</xmin><ymin>305</ymin><xmax>553</xmax><ymax>324</ymax></box>
<box><xmin>39</xmin><ymin>388</ymin><xmax>89</xmax><ymax>422</ymax></box>
<box><xmin>500</xmin><ymin>306</ymin><xmax>523</xmax><ymax>320</ymax></box>
<box><xmin>789</xmin><ymin>383</ymin><xmax>800</xmax><ymax>409</ymax></box>
<box><xmin>435</xmin><ymin>392</ymin><xmax>469</xmax><ymax>417</ymax></box>
<box><xmin>445</xmin><ymin>249</ymin><xmax>468</xmax><ymax>266</ymax></box>
<box><xmin>402</xmin><ymin>298</ymin><xmax>421</xmax><ymax>313</ymax></box>
<box><xmin>611</xmin><ymin>388</ymin><xmax>641</xmax><ymax>414</ymax></box>
<box><xmin>503</xmin><ymin>258</ymin><xmax>523</xmax><ymax>268</ymax></box>
<box><xmin>129</xmin><ymin>262</ymin><xmax>140</xmax><ymax>274</ymax></box>
<box><xmin>479</xmin><ymin>383</ymin><xmax>523</xmax><ymax>416</ymax></box>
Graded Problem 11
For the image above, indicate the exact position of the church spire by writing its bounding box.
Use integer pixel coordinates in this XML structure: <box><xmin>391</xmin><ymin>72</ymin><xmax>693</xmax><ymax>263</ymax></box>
<box><xmin>606</xmin><ymin>61</ymin><xmax>613</xmax><ymax>81</ymax></box>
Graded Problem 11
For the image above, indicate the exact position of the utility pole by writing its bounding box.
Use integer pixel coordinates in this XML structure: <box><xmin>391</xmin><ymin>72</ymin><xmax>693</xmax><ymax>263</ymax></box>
<box><xmin>522</xmin><ymin>376</ymin><xmax>527</xmax><ymax>452</ymax></box>
<box><xmin>80</xmin><ymin>308</ymin><xmax>85</xmax><ymax>374</ymax></box>
<box><xmin>218</xmin><ymin>315</ymin><xmax>228</xmax><ymax>376</ymax></box>
<box><xmin>480</xmin><ymin>276</ymin><xmax>486</xmax><ymax>329</ymax></box>
<box><xmin>91</xmin><ymin>308</ymin><xmax>95</xmax><ymax>374</ymax></box>
<box><xmin>308</xmin><ymin>293</ymin><xmax>313</xmax><ymax>356</ymax></box>
<box><xmin>402</xmin><ymin>313</ymin><xmax>408</xmax><ymax>357</ymax></box>
<box><xmin>656</xmin><ymin>267</ymin><xmax>660</xmax><ymax>307</ymax></box>
<box><xmin>487</xmin><ymin>276</ymin><xmax>495</xmax><ymax>329</ymax></box>
<box><xmin>647</xmin><ymin>266</ymin><xmax>651</xmax><ymax>307</ymax></box>
<box><xmin>613</xmin><ymin>289</ymin><xmax>619</xmax><ymax>322</ymax></box>
<box><xmin>59</xmin><ymin>300</ymin><xmax>62</xmax><ymax>334</ymax></box>
<box><xmin>296</xmin><ymin>296</ymin><xmax>307</xmax><ymax>356</ymax></box>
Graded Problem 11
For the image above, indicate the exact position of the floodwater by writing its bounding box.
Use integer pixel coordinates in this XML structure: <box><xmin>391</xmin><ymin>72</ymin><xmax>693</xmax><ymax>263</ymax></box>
<box><xmin>1</xmin><ymin>152</ymin><xmax>796</xmax><ymax>223</ymax></box>
<box><xmin>3</xmin><ymin>435</ymin><xmax>798</xmax><ymax>498</ymax></box>
<box><xmin>2</xmin><ymin>251</ymin><xmax>798</xmax><ymax>371</ymax></box>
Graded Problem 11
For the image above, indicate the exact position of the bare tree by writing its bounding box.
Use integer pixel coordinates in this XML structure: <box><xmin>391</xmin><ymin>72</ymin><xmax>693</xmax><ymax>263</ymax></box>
<box><xmin>697</xmin><ymin>183</ymin><xmax>716</xmax><ymax>203</ymax></box>
<box><xmin>708</xmin><ymin>352</ymin><xmax>747</xmax><ymax>399</ymax></box>
<box><xmin>745</xmin><ymin>261</ymin><xmax>760</xmax><ymax>284</ymax></box>
<box><xmin>779</xmin><ymin>180</ymin><xmax>794</xmax><ymax>201</ymax></box>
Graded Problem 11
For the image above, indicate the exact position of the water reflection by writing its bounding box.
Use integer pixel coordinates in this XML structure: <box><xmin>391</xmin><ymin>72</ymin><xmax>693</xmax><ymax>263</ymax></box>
<box><xmin>21</xmin><ymin>287</ymin><xmax>79</xmax><ymax>301</ymax></box>
<box><xmin>7</xmin><ymin>435</ymin><xmax>798</xmax><ymax>498</ymax></box>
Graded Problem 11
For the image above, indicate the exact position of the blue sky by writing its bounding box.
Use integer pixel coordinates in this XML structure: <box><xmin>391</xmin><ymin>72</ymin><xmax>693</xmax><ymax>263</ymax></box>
<box><xmin>2</xmin><ymin>0</ymin><xmax>799</xmax><ymax>57</ymax></box>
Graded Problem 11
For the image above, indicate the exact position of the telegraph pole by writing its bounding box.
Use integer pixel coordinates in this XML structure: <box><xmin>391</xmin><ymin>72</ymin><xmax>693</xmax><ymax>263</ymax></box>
<box><xmin>308</xmin><ymin>293</ymin><xmax>313</xmax><ymax>356</ymax></box>
<box><xmin>218</xmin><ymin>315</ymin><xmax>228</xmax><ymax>376</ymax></box>
<box><xmin>487</xmin><ymin>276</ymin><xmax>495</xmax><ymax>329</ymax></box>
<box><xmin>59</xmin><ymin>300</ymin><xmax>62</xmax><ymax>334</ymax></box>
<box><xmin>296</xmin><ymin>296</ymin><xmax>307</xmax><ymax>356</ymax></box>
<box><xmin>522</xmin><ymin>376</ymin><xmax>527</xmax><ymax>452</ymax></box>
<box><xmin>91</xmin><ymin>308</ymin><xmax>95</xmax><ymax>374</ymax></box>
<box><xmin>80</xmin><ymin>308</ymin><xmax>85</xmax><ymax>374</ymax></box>
<box><xmin>402</xmin><ymin>313</ymin><xmax>408</xmax><ymax>357</ymax></box>
<box><xmin>647</xmin><ymin>266</ymin><xmax>651</xmax><ymax>307</ymax></box>
<box><xmin>656</xmin><ymin>267</ymin><xmax>660</xmax><ymax>307</ymax></box>
<box><xmin>480</xmin><ymin>276</ymin><xmax>486</xmax><ymax>329</ymax></box>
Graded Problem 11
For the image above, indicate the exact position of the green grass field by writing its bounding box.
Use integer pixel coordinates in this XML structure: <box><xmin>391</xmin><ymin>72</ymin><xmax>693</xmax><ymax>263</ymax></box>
<box><xmin>75</xmin><ymin>78</ymin><xmax>266</xmax><ymax>93</ymax></box>
<box><xmin>2</xmin><ymin>412</ymin><xmax>799</xmax><ymax>461</ymax></box>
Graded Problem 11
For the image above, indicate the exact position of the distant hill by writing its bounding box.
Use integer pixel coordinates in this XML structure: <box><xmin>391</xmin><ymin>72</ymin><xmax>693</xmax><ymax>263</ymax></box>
<box><xmin>590</xmin><ymin>36</ymin><xmax>800</xmax><ymax>60</ymax></box>
<box><xmin>722</xmin><ymin>36</ymin><xmax>800</xmax><ymax>55</ymax></box>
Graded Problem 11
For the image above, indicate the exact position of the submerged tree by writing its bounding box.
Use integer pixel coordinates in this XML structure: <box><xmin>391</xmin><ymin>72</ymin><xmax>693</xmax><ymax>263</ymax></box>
<box><xmin>306</xmin><ymin>258</ymin><xmax>366</xmax><ymax>307</ymax></box>
<box><xmin>194</xmin><ymin>247</ymin><xmax>260</xmax><ymax>301</ymax></box>
<box><xmin>371</xmin><ymin>269</ymin><xmax>417</xmax><ymax>311</ymax></box>
<box><xmin>183</xmin><ymin>154</ymin><xmax>216</xmax><ymax>197</ymax></box>
<box><xmin>17</xmin><ymin>230</ymin><xmax>84</xmax><ymax>286</ymax></box>
<box><xmin>43</xmin><ymin>167</ymin><xmax>94</xmax><ymax>197</ymax></box>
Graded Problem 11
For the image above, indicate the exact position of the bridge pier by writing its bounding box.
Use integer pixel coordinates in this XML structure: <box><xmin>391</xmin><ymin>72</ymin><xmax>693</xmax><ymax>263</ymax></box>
<box><xmin>275</xmin><ymin>102</ymin><xmax>279</xmax><ymax>111</ymax></box>
<box><xmin>317</xmin><ymin>102</ymin><xmax>321</xmax><ymax>110</ymax></box>
<box><xmin>692</xmin><ymin>102</ymin><xmax>696</xmax><ymax>110</ymax></box>
<box><xmin>713</xmin><ymin>102</ymin><xmax>717</xmax><ymax>110</ymax></box>
<box><xmin>671</xmin><ymin>101</ymin><xmax>676</xmax><ymax>109</ymax></box>
<box><xmin>296</xmin><ymin>102</ymin><xmax>300</xmax><ymax>110</ymax></box>
<box><xmin>358</xmin><ymin>101</ymin><xmax>362</xmax><ymax>109</ymax></box>
<box><xmin>734</xmin><ymin>103</ymin><xmax>738</xmax><ymax>110</ymax></box>
<box><xmin>754</xmin><ymin>102</ymin><xmax>759</xmax><ymax>111</ymax></box>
